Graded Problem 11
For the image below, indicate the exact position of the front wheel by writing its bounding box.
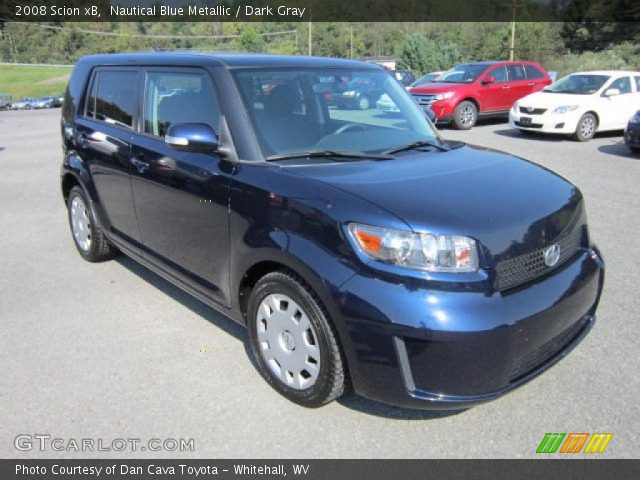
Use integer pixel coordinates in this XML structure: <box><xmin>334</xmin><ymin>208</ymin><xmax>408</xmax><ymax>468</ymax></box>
<box><xmin>453</xmin><ymin>101</ymin><xmax>477</xmax><ymax>129</ymax></box>
<box><xmin>357</xmin><ymin>95</ymin><xmax>371</xmax><ymax>110</ymax></box>
<box><xmin>67</xmin><ymin>186</ymin><xmax>118</xmax><ymax>262</ymax></box>
<box><xmin>573</xmin><ymin>113</ymin><xmax>597</xmax><ymax>142</ymax></box>
<box><xmin>247</xmin><ymin>271</ymin><xmax>346</xmax><ymax>407</ymax></box>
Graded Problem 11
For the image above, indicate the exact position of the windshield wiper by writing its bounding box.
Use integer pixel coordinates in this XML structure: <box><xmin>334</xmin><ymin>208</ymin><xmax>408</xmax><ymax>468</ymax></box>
<box><xmin>265</xmin><ymin>150</ymin><xmax>393</xmax><ymax>162</ymax></box>
<box><xmin>382</xmin><ymin>140</ymin><xmax>449</xmax><ymax>155</ymax></box>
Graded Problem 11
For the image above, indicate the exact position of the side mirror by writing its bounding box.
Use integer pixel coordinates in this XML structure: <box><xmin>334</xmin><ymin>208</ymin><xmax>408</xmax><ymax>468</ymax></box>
<box><xmin>165</xmin><ymin>123</ymin><xmax>218</xmax><ymax>153</ymax></box>
<box><xmin>481</xmin><ymin>76</ymin><xmax>495</xmax><ymax>85</ymax></box>
<box><xmin>603</xmin><ymin>88</ymin><xmax>620</xmax><ymax>97</ymax></box>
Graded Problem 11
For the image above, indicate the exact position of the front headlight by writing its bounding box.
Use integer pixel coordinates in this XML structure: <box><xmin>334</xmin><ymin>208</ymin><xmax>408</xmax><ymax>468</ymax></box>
<box><xmin>342</xmin><ymin>90</ymin><xmax>357</xmax><ymax>97</ymax></box>
<box><xmin>347</xmin><ymin>223</ymin><xmax>479</xmax><ymax>272</ymax></box>
<box><xmin>552</xmin><ymin>105</ymin><xmax>579</xmax><ymax>114</ymax></box>
<box><xmin>630</xmin><ymin>113</ymin><xmax>640</xmax><ymax>124</ymax></box>
<box><xmin>434</xmin><ymin>92</ymin><xmax>455</xmax><ymax>101</ymax></box>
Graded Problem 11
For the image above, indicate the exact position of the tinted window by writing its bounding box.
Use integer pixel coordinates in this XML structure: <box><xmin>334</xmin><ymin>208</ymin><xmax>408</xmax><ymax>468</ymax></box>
<box><xmin>609</xmin><ymin>76</ymin><xmax>632</xmax><ymax>94</ymax></box>
<box><xmin>544</xmin><ymin>74</ymin><xmax>610</xmax><ymax>94</ymax></box>
<box><xmin>524</xmin><ymin>65</ymin><xmax>544</xmax><ymax>79</ymax></box>
<box><xmin>93</xmin><ymin>70</ymin><xmax>137</xmax><ymax>128</ymax></box>
<box><xmin>507</xmin><ymin>65</ymin><xmax>526</xmax><ymax>81</ymax></box>
<box><xmin>86</xmin><ymin>74</ymin><xmax>98</xmax><ymax>118</ymax></box>
<box><xmin>439</xmin><ymin>64</ymin><xmax>488</xmax><ymax>83</ymax></box>
<box><xmin>144</xmin><ymin>71</ymin><xmax>219</xmax><ymax>137</ymax></box>
<box><xmin>488</xmin><ymin>66</ymin><xmax>507</xmax><ymax>83</ymax></box>
<box><xmin>635</xmin><ymin>76</ymin><xmax>640</xmax><ymax>91</ymax></box>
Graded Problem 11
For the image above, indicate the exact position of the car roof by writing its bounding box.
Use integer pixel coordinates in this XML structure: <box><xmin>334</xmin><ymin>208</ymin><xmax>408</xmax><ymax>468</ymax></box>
<box><xmin>568</xmin><ymin>70</ymin><xmax>640</xmax><ymax>76</ymax></box>
<box><xmin>77</xmin><ymin>52</ymin><xmax>382</xmax><ymax>70</ymax></box>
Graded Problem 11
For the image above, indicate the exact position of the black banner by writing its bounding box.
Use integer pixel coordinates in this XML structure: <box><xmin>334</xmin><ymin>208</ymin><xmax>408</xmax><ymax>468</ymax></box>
<box><xmin>1</xmin><ymin>459</ymin><xmax>639</xmax><ymax>480</ymax></box>
<box><xmin>1</xmin><ymin>0</ymin><xmax>639</xmax><ymax>22</ymax></box>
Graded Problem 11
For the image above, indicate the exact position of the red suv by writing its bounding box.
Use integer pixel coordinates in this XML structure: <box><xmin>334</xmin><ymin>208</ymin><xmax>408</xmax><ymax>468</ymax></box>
<box><xmin>410</xmin><ymin>61</ymin><xmax>552</xmax><ymax>129</ymax></box>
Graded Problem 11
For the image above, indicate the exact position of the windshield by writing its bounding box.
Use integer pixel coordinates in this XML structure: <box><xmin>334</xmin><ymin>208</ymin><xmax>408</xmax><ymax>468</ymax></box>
<box><xmin>412</xmin><ymin>73</ymin><xmax>438</xmax><ymax>87</ymax></box>
<box><xmin>544</xmin><ymin>74</ymin><xmax>610</xmax><ymax>95</ymax></box>
<box><xmin>438</xmin><ymin>64</ymin><xmax>487</xmax><ymax>83</ymax></box>
<box><xmin>233</xmin><ymin>68</ymin><xmax>441</xmax><ymax>159</ymax></box>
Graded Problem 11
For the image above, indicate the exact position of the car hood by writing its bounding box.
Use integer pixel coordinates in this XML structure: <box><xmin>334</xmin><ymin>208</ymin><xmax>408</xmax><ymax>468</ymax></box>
<box><xmin>518</xmin><ymin>90</ymin><xmax>592</xmax><ymax>108</ymax></box>
<box><xmin>282</xmin><ymin>144</ymin><xmax>582</xmax><ymax>268</ymax></box>
<box><xmin>410</xmin><ymin>82</ymin><xmax>469</xmax><ymax>94</ymax></box>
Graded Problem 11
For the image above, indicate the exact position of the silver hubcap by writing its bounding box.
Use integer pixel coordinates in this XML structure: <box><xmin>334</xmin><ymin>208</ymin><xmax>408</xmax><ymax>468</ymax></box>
<box><xmin>580</xmin><ymin>117</ymin><xmax>595</xmax><ymax>138</ymax></box>
<box><xmin>256</xmin><ymin>293</ymin><xmax>321</xmax><ymax>390</ymax></box>
<box><xmin>460</xmin><ymin>105</ymin><xmax>475</xmax><ymax>126</ymax></box>
<box><xmin>70</xmin><ymin>196</ymin><xmax>91</xmax><ymax>251</ymax></box>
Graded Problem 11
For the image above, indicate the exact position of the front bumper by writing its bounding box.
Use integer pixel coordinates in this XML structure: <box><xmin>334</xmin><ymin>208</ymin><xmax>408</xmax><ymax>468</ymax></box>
<box><xmin>509</xmin><ymin>108</ymin><xmax>582</xmax><ymax>134</ymax></box>
<box><xmin>330</xmin><ymin>247</ymin><xmax>604</xmax><ymax>410</ymax></box>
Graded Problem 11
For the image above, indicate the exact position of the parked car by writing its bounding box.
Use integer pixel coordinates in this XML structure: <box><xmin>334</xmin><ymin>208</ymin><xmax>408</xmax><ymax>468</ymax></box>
<box><xmin>510</xmin><ymin>71</ymin><xmax>640</xmax><ymax>141</ymax></box>
<box><xmin>31</xmin><ymin>96</ymin><xmax>61</xmax><ymax>109</ymax></box>
<box><xmin>393</xmin><ymin>69</ymin><xmax>416</xmax><ymax>87</ymax></box>
<box><xmin>61</xmin><ymin>53</ymin><xmax>604</xmax><ymax>410</ymax></box>
<box><xmin>377</xmin><ymin>93</ymin><xmax>437</xmax><ymax>123</ymax></box>
<box><xmin>11</xmin><ymin>97</ymin><xmax>36</xmax><ymax>110</ymax></box>
<box><xmin>624</xmin><ymin>109</ymin><xmax>640</xmax><ymax>153</ymax></box>
<box><xmin>327</xmin><ymin>75</ymin><xmax>385</xmax><ymax>110</ymax></box>
<box><xmin>410</xmin><ymin>71</ymin><xmax>444</xmax><ymax>88</ymax></box>
<box><xmin>56</xmin><ymin>93</ymin><xmax>65</xmax><ymax>105</ymax></box>
<box><xmin>0</xmin><ymin>93</ymin><xmax>12</xmax><ymax>110</ymax></box>
<box><xmin>410</xmin><ymin>61</ymin><xmax>552</xmax><ymax>129</ymax></box>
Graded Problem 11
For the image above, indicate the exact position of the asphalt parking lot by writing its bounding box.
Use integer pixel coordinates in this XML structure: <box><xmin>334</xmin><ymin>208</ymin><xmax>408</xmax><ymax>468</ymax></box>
<box><xmin>0</xmin><ymin>108</ymin><xmax>638</xmax><ymax>459</ymax></box>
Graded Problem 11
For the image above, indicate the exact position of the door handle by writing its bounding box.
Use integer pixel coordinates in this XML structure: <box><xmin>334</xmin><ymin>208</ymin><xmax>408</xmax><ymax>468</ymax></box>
<box><xmin>131</xmin><ymin>154</ymin><xmax>149</xmax><ymax>172</ymax></box>
<box><xmin>528</xmin><ymin>82</ymin><xmax>535</xmax><ymax>86</ymax></box>
<box><xmin>502</xmin><ymin>85</ymin><xmax>510</xmax><ymax>89</ymax></box>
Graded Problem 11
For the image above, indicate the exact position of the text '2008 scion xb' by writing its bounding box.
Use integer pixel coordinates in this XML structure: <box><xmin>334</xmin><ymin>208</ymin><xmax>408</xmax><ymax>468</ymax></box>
<box><xmin>60</xmin><ymin>53</ymin><xmax>604</xmax><ymax>410</ymax></box>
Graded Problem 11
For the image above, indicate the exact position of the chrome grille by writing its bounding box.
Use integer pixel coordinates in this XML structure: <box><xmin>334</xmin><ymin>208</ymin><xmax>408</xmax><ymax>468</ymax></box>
<box><xmin>413</xmin><ymin>94</ymin><xmax>436</xmax><ymax>106</ymax></box>
<box><xmin>496</xmin><ymin>220</ymin><xmax>586</xmax><ymax>291</ymax></box>
<box><xmin>519</xmin><ymin>106</ymin><xmax>547</xmax><ymax>115</ymax></box>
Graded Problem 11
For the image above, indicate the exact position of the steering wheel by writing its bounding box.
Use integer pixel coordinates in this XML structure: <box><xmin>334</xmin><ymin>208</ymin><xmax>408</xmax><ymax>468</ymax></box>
<box><xmin>334</xmin><ymin>123</ymin><xmax>368</xmax><ymax>134</ymax></box>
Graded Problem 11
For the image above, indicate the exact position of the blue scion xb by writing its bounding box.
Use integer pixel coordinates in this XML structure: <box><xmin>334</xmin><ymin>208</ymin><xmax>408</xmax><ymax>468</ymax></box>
<box><xmin>60</xmin><ymin>53</ymin><xmax>604</xmax><ymax>410</ymax></box>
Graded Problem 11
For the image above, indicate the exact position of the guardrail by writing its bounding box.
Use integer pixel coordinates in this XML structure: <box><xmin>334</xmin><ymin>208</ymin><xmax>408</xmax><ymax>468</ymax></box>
<box><xmin>0</xmin><ymin>62</ymin><xmax>74</xmax><ymax>68</ymax></box>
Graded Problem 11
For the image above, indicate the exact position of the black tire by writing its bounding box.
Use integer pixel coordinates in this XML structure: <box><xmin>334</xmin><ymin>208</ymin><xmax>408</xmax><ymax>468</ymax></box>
<box><xmin>67</xmin><ymin>185</ymin><xmax>118</xmax><ymax>262</ymax></box>
<box><xmin>247</xmin><ymin>270</ymin><xmax>346</xmax><ymax>407</ymax></box>
<box><xmin>357</xmin><ymin>95</ymin><xmax>371</xmax><ymax>110</ymax></box>
<box><xmin>573</xmin><ymin>113</ymin><xmax>597</xmax><ymax>142</ymax></box>
<box><xmin>453</xmin><ymin>101</ymin><xmax>477</xmax><ymax>130</ymax></box>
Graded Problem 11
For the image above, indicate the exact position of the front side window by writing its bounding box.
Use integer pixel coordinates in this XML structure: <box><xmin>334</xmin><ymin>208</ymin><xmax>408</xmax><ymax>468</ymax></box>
<box><xmin>92</xmin><ymin>70</ymin><xmax>137</xmax><ymax>128</ymax></box>
<box><xmin>233</xmin><ymin>68</ymin><xmax>441</xmax><ymax>158</ymax></box>
<box><xmin>608</xmin><ymin>76</ymin><xmax>632</xmax><ymax>94</ymax></box>
<box><xmin>144</xmin><ymin>71</ymin><xmax>219</xmax><ymax>137</ymax></box>
<box><xmin>544</xmin><ymin>74</ymin><xmax>610</xmax><ymax>95</ymax></box>
<box><xmin>488</xmin><ymin>66</ymin><xmax>507</xmax><ymax>83</ymax></box>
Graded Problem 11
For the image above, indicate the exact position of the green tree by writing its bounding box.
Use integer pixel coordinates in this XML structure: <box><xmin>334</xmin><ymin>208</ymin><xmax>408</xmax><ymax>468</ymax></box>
<box><xmin>238</xmin><ymin>27</ymin><xmax>265</xmax><ymax>53</ymax></box>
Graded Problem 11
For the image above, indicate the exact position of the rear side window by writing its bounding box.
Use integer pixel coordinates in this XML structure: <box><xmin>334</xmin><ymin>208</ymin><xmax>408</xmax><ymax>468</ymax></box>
<box><xmin>524</xmin><ymin>65</ymin><xmax>544</xmax><ymax>79</ymax></box>
<box><xmin>507</xmin><ymin>65</ymin><xmax>526</xmax><ymax>81</ymax></box>
<box><xmin>85</xmin><ymin>70</ymin><xmax>137</xmax><ymax>129</ymax></box>
<box><xmin>144</xmin><ymin>71</ymin><xmax>220</xmax><ymax>137</ymax></box>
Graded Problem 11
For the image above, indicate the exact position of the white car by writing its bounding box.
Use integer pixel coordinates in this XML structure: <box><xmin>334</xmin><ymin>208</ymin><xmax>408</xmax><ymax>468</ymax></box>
<box><xmin>509</xmin><ymin>70</ymin><xmax>640</xmax><ymax>141</ymax></box>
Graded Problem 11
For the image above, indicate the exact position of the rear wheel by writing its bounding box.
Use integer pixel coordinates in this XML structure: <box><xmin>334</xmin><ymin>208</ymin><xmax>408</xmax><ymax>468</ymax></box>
<box><xmin>453</xmin><ymin>101</ymin><xmax>477</xmax><ymax>129</ymax></box>
<box><xmin>573</xmin><ymin>113</ymin><xmax>597</xmax><ymax>142</ymax></box>
<box><xmin>247</xmin><ymin>271</ymin><xmax>346</xmax><ymax>407</ymax></box>
<box><xmin>67</xmin><ymin>186</ymin><xmax>118</xmax><ymax>262</ymax></box>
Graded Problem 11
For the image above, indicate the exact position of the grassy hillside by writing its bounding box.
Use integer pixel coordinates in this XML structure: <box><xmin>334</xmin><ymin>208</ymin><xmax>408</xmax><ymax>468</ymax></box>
<box><xmin>0</xmin><ymin>65</ymin><xmax>72</xmax><ymax>101</ymax></box>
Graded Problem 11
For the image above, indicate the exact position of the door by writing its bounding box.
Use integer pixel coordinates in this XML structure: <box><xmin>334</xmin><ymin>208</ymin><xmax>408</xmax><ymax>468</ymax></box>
<box><xmin>523</xmin><ymin>64</ymin><xmax>548</xmax><ymax>94</ymax></box>
<box><xmin>75</xmin><ymin>68</ymin><xmax>142</xmax><ymax>244</ymax></box>
<box><xmin>506</xmin><ymin>64</ymin><xmax>531</xmax><ymax>105</ymax></box>
<box><xmin>478</xmin><ymin>65</ymin><xmax>510</xmax><ymax>112</ymax></box>
<box><xmin>599</xmin><ymin>76</ymin><xmax>635</xmax><ymax>130</ymax></box>
<box><xmin>130</xmin><ymin>68</ymin><xmax>232</xmax><ymax>304</ymax></box>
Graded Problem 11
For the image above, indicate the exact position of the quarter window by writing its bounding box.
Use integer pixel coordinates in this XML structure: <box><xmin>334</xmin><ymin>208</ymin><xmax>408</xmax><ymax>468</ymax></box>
<box><xmin>90</xmin><ymin>70</ymin><xmax>137</xmax><ymax>129</ymax></box>
<box><xmin>524</xmin><ymin>65</ymin><xmax>544</xmax><ymax>79</ymax></box>
<box><xmin>634</xmin><ymin>76</ymin><xmax>640</xmax><ymax>91</ymax></box>
<box><xmin>609</xmin><ymin>76</ymin><xmax>632</xmax><ymax>94</ymax></box>
<box><xmin>144</xmin><ymin>71</ymin><xmax>219</xmax><ymax>137</ymax></box>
